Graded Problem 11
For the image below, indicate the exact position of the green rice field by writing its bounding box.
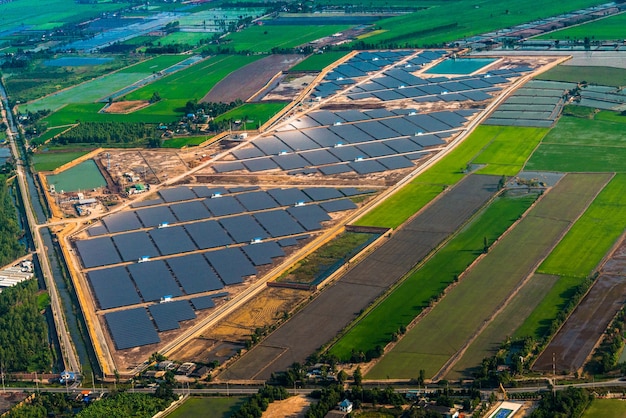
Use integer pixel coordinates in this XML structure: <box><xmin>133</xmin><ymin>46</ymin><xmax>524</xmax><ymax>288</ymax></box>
<box><xmin>31</xmin><ymin>126</ymin><xmax>72</xmax><ymax>147</ymax></box>
<box><xmin>536</xmin><ymin>12</ymin><xmax>626</xmax><ymax>41</ymax></box>
<box><xmin>33</xmin><ymin>151</ymin><xmax>91</xmax><ymax>172</ymax></box>
<box><xmin>162</xmin><ymin>135</ymin><xmax>213</xmax><ymax>149</ymax></box>
<box><xmin>536</xmin><ymin>65</ymin><xmax>626</xmax><ymax>87</ymax></box>
<box><xmin>166</xmin><ymin>396</ymin><xmax>245</xmax><ymax>418</ymax></box>
<box><xmin>223</xmin><ymin>25</ymin><xmax>349</xmax><ymax>53</ymax></box>
<box><xmin>289</xmin><ymin>51</ymin><xmax>350</xmax><ymax>72</ymax></box>
<box><xmin>330</xmin><ymin>194</ymin><xmax>537</xmax><ymax>361</ymax></box>
<box><xmin>157</xmin><ymin>32</ymin><xmax>213</xmax><ymax>47</ymax></box>
<box><xmin>43</xmin><ymin>103</ymin><xmax>178</xmax><ymax>126</ymax></box>
<box><xmin>366</xmin><ymin>173</ymin><xmax>609</xmax><ymax>378</ymax></box>
<box><xmin>582</xmin><ymin>399</ymin><xmax>626</xmax><ymax>418</ymax></box>
<box><xmin>214</xmin><ymin>102</ymin><xmax>288</xmax><ymax>128</ymax></box>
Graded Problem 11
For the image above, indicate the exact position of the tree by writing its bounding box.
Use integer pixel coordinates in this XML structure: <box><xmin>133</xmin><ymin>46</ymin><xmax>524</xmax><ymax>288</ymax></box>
<box><xmin>417</xmin><ymin>369</ymin><xmax>426</xmax><ymax>387</ymax></box>
<box><xmin>337</xmin><ymin>370</ymin><xmax>348</xmax><ymax>385</ymax></box>
<box><xmin>150</xmin><ymin>91</ymin><xmax>161</xmax><ymax>104</ymax></box>
<box><xmin>353</xmin><ymin>366</ymin><xmax>362</xmax><ymax>386</ymax></box>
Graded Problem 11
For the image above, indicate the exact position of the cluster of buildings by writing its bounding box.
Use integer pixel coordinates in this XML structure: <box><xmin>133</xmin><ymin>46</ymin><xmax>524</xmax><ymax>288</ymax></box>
<box><xmin>0</xmin><ymin>260</ymin><xmax>34</xmax><ymax>292</ymax></box>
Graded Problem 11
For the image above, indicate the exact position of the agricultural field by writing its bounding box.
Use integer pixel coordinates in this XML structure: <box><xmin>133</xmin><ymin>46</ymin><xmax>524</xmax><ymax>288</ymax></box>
<box><xmin>525</xmin><ymin>116</ymin><xmax>626</xmax><ymax>172</ymax></box>
<box><xmin>32</xmin><ymin>151</ymin><xmax>91</xmax><ymax>172</ymax></box>
<box><xmin>289</xmin><ymin>51</ymin><xmax>350</xmax><ymax>72</ymax></box>
<box><xmin>161</xmin><ymin>135</ymin><xmax>213</xmax><ymax>149</ymax></box>
<box><xmin>536</xmin><ymin>65</ymin><xmax>626</xmax><ymax>87</ymax></box>
<box><xmin>536</xmin><ymin>12</ymin><xmax>626</xmax><ymax>41</ymax></box>
<box><xmin>42</xmin><ymin>103</ymin><xmax>177</xmax><ymax>126</ymax></box>
<box><xmin>156</xmin><ymin>32</ymin><xmax>212</xmax><ymax>47</ymax></box>
<box><xmin>214</xmin><ymin>103</ymin><xmax>288</xmax><ymax>128</ymax></box>
<box><xmin>582</xmin><ymin>399</ymin><xmax>626</xmax><ymax>418</ymax></box>
<box><xmin>166</xmin><ymin>397</ymin><xmax>245</xmax><ymax>418</ymax></box>
<box><xmin>330</xmin><ymin>194</ymin><xmax>537</xmax><ymax>361</ymax></box>
<box><xmin>30</xmin><ymin>126</ymin><xmax>71</xmax><ymax>147</ymax></box>
<box><xmin>223</xmin><ymin>25</ymin><xmax>350</xmax><ymax>53</ymax></box>
<box><xmin>366</xmin><ymin>173</ymin><xmax>610</xmax><ymax>379</ymax></box>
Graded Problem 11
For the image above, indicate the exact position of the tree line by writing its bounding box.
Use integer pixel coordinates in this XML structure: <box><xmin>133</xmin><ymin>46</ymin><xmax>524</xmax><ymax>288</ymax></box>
<box><xmin>0</xmin><ymin>175</ymin><xmax>25</xmax><ymax>266</ymax></box>
<box><xmin>54</xmin><ymin>122</ymin><xmax>161</xmax><ymax>147</ymax></box>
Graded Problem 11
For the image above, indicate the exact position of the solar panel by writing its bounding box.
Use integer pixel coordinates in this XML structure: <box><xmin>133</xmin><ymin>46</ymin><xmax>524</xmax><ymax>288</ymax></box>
<box><xmin>438</xmin><ymin>93</ymin><xmax>466</xmax><ymax>102</ymax></box>
<box><xmin>300</xmin><ymin>149</ymin><xmax>340</xmax><ymax>166</ymax></box>
<box><xmin>253</xmin><ymin>136</ymin><xmax>292</xmax><ymax>155</ymax></box>
<box><xmin>228</xmin><ymin>186</ymin><xmax>259</xmax><ymax>193</ymax></box>
<box><xmin>87</xmin><ymin>224</ymin><xmax>107</xmax><ymax>236</ymax></box>
<box><xmin>103</xmin><ymin>211</ymin><xmax>143</xmax><ymax>233</ymax></box>
<box><xmin>385</xmin><ymin>69</ymin><xmax>424</xmax><ymax>86</ymax></box>
<box><xmin>242</xmin><ymin>242</ymin><xmax>285</xmax><ymax>266</ymax></box>
<box><xmin>135</xmin><ymin>206</ymin><xmax>177</xmax><ymax>228</ymax></box>
<box><xmin>112</xmin><ymin>231</ymin><xmax>159</xmax><ymax>262</ymax></box>
<box><xmin>339</xmin><ymin>187</ymin><xmax>364</xmax><ymax>197</ymax></box>
<box><xmin>373</xmin><ymin>76</ymin><xmax>404</xmax><ymax>89</ymax></box>
<box><xmin>184</xmin><ymin>220</ymin><xmax>233</xmax><ymax>249</ymax></box>
<box><xmin>190</xmin><ymin>296</ymin><xmax>215</xmax><ymax>310</ymax></box>
<box><xmin>397</xmin><ymin>87</ymin><xmax>428</xmax><ymax>98</ymax></box>
<box><xmin>166</xmin><ymin>253</ymin><xmax>224</xmax><ymax>294</ymax></box>
<box><xmin>356</xmin><ymin>142</ymin><xmax>396</xmax><ymax>158</ymax></box>
<box><xmin>105</xmin><ymin>308</ymin><xmax>160</xmax><ymax>350</ymax></box>
<box><xmin>275</xmin><ymin>131</ymin><xmax>320</xmax><ymax>151</ymax></box>
<box><xmin>359</xmin><ymin>81</ymin><xmax>386</xmax><ymax>92</ymax></box>
<box><xmin>149</xmin><ymin>225</ymin><xmax>197</xmax><ymax>255</ymax></box>
<box><xmin>404</xmin><ymin>114</ymin><xmax>451</xmax><ymax>132</ymax></box>
<box><xmin>254</xmin><ymin>210</ymin><xmax>305</xmax><ymax>237</ymax></box>
<box><xmin>213</xmin><ymin>162</ymin><xmax>245</xmax><ymax>173</ymax></box>
<box><xmin>287</xmin><ymin>204</ymin><xmax>331</xmax><ymax>231</ymax></box>
<box><xmin>459</xmin><ymin>78</ymin><xmax>492</xmax><ymax>89</ymax></box>
<box><xmin>334</xmin><ymin>110</ymin><xmax>370</xmax><ymax>122</ymax></box>
<box><xmin>363</xmin><ymin>109</ymin><xmax>395</xmax><ymax>119</ymax></box>
<box><xmin>170</xmin><ymin>200</ymin><xmax>212</xmax><ymax>222</ymax></box>
<box><xmin>131</xmin><ymin>198</ymin><xmax>162</xmax><ymax>208</ymax></box>
<box><xmin>460</xmin><ymin>90</ymin><xmax>493</xmax><ymax>101</ymax></box>
<box><xmin>354</xmin><ymin>120</ymin><xmax>399</xmax><ymax>140</ymax></box>
<box><xmin>278</xmin><ymin>237</ymin><xmax>298</xmax><ymax>247</ymax></box>
<box><xmin>412</xmin><ymin>134</ymin><xmax>446</xmax><ymax>147</ymax></box>
<box><xmin>380</xmin><ymin>117</ymin><xmax>425</xmax><ymax>136</ymax></box>
<box><xmin>272</xmin><ymin>153</ymin><xmax>310</xmax><ymax>170</ymax></box>
<box><xmin>309</xmin><ymin>110</ymin><xmax>345</xmax><ymax>126</ymax></box>
<box><xmin>320</xmin><ymin>199</ymin><xmax>358</xmax><ymax>212</ymax></box>
<box><xmin>204</xmin><ymin>196</ymin><xmax>245</xmax><ymax>217</ymax></box>
<box><xmin>88</xmin><ymin>267</ymin><xmax>141</xmax><ymax>309</ymax></box>
<box><xmin>243</xmin><ymin>157</ymin><xmax>280</xmax><ymax>172</ymax></box>
<box><xmin>373</xmin><ymin>90</ymin><xmax>405</xmax><ymax>101</ymax></box>
<box><xmin>235</xmin><ymin>191</ymin><xmax>279</xmax><ymax>211</ymax></box>
<box><xmin>301</xmin><ymin>187</ymin><xmax>344</xmax><ymax>201</ymax></box>
<box><xmin>302</xmin><ymin>128</ymin><xmax>345</xmax><ymax>148</ymax></box>
<box><xmin>267</xmin><ymin>188</ymin><xmax>311</xmax><ymax>206</ymax></box>
<box><xmin>232</xmin><ymin>147</ymin><xmax>265</xmax><ymax>159</ymax></box>
<box><xmin>76</xmin><ymin>237</ymin><xmax>121</xmax><ymax>268</ymax></box>
<box><xmin>329</xmin><ymin>145</ymin><xmax>366</xmax><ymax>162</ymax></box>
<box><xmin>438</xmin><ymin>81</ymin><xmax>468</xmax><ymax>92</ymax></box>
<box><xmin>383</xmin><ymin>138</ymin><xmax>424</xmax><ymax>153</ymax></box>
<box><xmin>319</xmin><ymin>164</ymin><xmax>353</xmax><ymax>175</ymax></box>
<box><xmin>205</xmin><ymin>248</ymin><xmax>257</xmax><ymax>285</ymax></box>
<box><xmin>289</xmin><ymin>116</ymin><xmax>320</xmax><ymax>130</ymax></box>
<box><xmin>149</xmin><ymin>300</ymin><xmax>196</xmax><ymax>332</ymax></box>
<box><xmin>220</xmin><ymin>214</ymin><xmax>268</xmax><ymax>243</ymax></box>
<box><xmin>329</xmin><ymin>124</ymin><xmax>374</xmax><ymax>143</ymax></box>
<box><xmin>159</xmin><ymin>186</ymin><xmax>196</xmax><ymax>203</ymax></box>
<box><xmin>349</xmin><ymin>159</ymin><xmax>387</xmax><ymax>174</ymax></box>
<box><xmin>128</xmin><ymin>260</ymin><xmax>183</xmax><ymax>302</ymax></box>
<box><xmin>377</xmin><ymin>155</ymin><xmax>414</xmax><ymax>170</ymax></box>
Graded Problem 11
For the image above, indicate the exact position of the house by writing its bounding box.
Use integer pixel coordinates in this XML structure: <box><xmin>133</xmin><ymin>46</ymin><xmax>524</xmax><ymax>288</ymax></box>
<box><xmin>424</xmin><ymin>404</ymin><xmax>459</xmax><ymax>418</ymax></box>
<box><xmin>339</xmin><ymin>399</ymin><xmax>353</xmax><ymax>413</ymax></box>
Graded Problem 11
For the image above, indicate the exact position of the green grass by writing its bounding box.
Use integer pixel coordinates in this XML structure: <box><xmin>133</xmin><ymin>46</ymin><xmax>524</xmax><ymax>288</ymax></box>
<box><xmin>366</xmin><ymin>173</ymin><xmax>610</xmax><ymax>378</ymax></box>
<box><xmin>538</xmin><ymin>174</ymin><xmax>626</xmax><ymax>278</ymax></box>
<box><xmin>32</xmin><ymin>151</ymin><xmax>91</xmax><ymax>172</ymax></box>
<box><xmin>289</xmin><ymin>51</ymin><xmax>350</xmax><ymax>72</ymax></box>
<box><xmin>473</xmin><ymin>126</ymin><xmax>548</xmax><ymax>175</ymax></box>
<box><xmin>525</xmin><ymin>116</ymin><xmax>626</xmax><ymax>172</ymax></box>
<box><xmin>535</xmin><ymin>65</ymin><xmax>626</xmax><ymax>87</ymax></box>
<box><xmin>562</xmin><ymin>104</ymin><xmax>597</xmax><ymax>119</ymax></box>
<box><xmin>582</xmin><ymin>399</ymin><xmax>626</xmax><ymax>418</ymax></box>
<box><xmin>355</xmin><ymin>125</ymin><xmax>498</xmax><ymax>228</ymax></box>
<box><xmin>536</xmin><ymin>12</ymin><xmax>626</xmax><ymax>41</ymax></box>
<box><xmin>214</xmin><ymin>102</ymin><xmax>288</xmax><ymax>127</ymax></box>
<box><xmin>330</xmin><ymin>194</ymin><xmax>537</xmax><ymax>361</ymax></box>
<box><xmin>43</xmin><ymin>103</ymin><xmax>178</xmax><ymax>126</ymax></box>
<box><xmin>162</xmin><ymin>135</ymin><xmax>213</xmax><ymax>149</ymax></box>
<box><xmin>166</xmin><ymin>397</ymin><xmax>245</xmax><ymax>418</ymax></box>
<box><xmin>223</xmin><ymin>25</ymin><xmax>350</xmax><ymax>53</ymax></box>
<box><xmin>157</xmin><ymin>32</ymin><xmax>212</xmax><ymax>47</ymax></box>
<box><xmin>30</xmin><ymin>126</ymin><xmax>71</xmax><ymax>146</ymax></box>
<box><xmin>594</xmin><ymin>110</ymin><xmax>626</xmax><ymax>124</ymax></box>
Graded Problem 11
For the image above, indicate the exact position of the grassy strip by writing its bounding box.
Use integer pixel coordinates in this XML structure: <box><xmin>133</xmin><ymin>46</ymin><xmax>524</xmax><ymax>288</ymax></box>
<box><xmin>214</xmin><ymin>102</ymin><xmax>288</xmax><ymax>128</ymax></box>
<box><xmin>366</xmin><ymin>173</ymin><xmax>611</xmax><ymax>378</ymax></box>
<box><xmin>167</xmin><ymin>397</ymin><xmax>245</xmax><ymax>418</ymax></box>
<box><xmin>329</xmin><ymin>194</ymin><xmax>537</xmax><ymax>361</ymax></box>
<box><xmin>289</xmin><ymin>51</ymin><xmax>350</xmax><ymax>72</ymax></box>
<box><xmin>162</xmin><ymin>135</ymin><xmax>213</xmax><ymax>149</ymax></box>
<box><xmin>32</xmin><ymin>151</ymin><xmax>91</xmax><ymax>172</ymax></box>
<box><xmin>30</xmin><ymin>126</ymin><xmax>71</xmax><ymax>146</ymax></box>
<box><xmin>535</xmin><ymin>12</ymin><xmax>626</xmax><ymax>41</ymax></box>
<box><xmin>223</xmin><ymin>25</ymin><xmax>350</xmax><ymax>53</ymax></box>
<box><xmin>538</xmin><ymin>174</ymin><xmax>626</xmax><ymax>278</ymax></box>
<box><xmin>535</xmin><ymin>65</ymin><xmax>626</xmax><ymax>87</ymax></box>
<box><xmin>43</xmin><ymin>103</ymin><xmax>179</xmax><ymax>126</ymax></box>
<box><xmin>583</xmin><ymin>399</ymin><xmax>626</xmax><ymax>418</ymax></box>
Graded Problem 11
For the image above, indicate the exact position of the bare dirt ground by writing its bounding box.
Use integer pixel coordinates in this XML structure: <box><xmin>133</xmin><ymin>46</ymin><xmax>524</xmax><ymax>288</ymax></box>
<box><xmin>202</xmin><ymin>55</ymin><xmax>305</xmax><ymax>103</ymax></box>
<box><xmin>261</xmin><ymin>74</ymin><xmax>317</xmax><ymax>102</ymax></box>
<box><xmin>104</xmin><ymin>100</ymin><xmax>150</xmax><ymax>114</ymax></box>
<box><xmin>262</xmin><ymin>394</ymin><xmax>313</xmax><ymax>418</ymax></box>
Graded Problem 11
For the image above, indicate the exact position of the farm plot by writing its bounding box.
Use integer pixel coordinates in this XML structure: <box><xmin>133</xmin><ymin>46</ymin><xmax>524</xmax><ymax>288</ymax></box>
<box><xmin>289</xmin><ymin>51</ymin><xmax>350</xmax><ymax>72</ymax></box>
<box><xmin>536</xmin><ymin>65</ymin><xmax>626</xmax><ymax>87</ymax></box>
<box><xmin>330</xmin><ymin>194</ymin><xmax>537</xmax><ymax>361</ymax></box>
<box><xmin>366</xmin><ymin>173</ymin><xmax>611</xmax><ymax>379</ymax></box>
<box><xmin>536</xmin><ymin>12</ymin><xmax>626</xmax><ymax>41</ymax></box>
<box><xmin>525</xmin><ymin>116</ymin><xmax>626</xmax><ymax>172</ymax></box>
<box><xmin>33</xmin><ymin>151</ymin><xmax>91</xmax><ymax>172</ymax></box>
<box><xmin>42</xmin><ymin>103</ymin><xmax>178</xmax><ymax>126</ymax></box>
<box><xmin>223</xmin><ymin>25</ymin><xmax>350</xmax><ymax>53</ymax></box>
<box><xmin>213</xmin><ymin>103</ymin><xmax>288</xmax><ymax>128</ymax></box>
<box><xmin>201</xmin><ymin>54</ymin><xmax>304</xmax><ymax>103</ymax></box>
<box><xmin>582</xmin><ymin>399</ymin><xmax>626</xmax><ymax>418</ymax></box>
<box><xmin>220</xmin><ymin>174</ymin><xmax>500</xmax><ymax>381</ymax></box>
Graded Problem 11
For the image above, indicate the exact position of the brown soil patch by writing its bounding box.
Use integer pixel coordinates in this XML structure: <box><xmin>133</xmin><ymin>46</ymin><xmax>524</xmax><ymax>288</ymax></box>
<box><xmin>262</xmin><ymin>394</ymin><xmax>312</xmax><ymax>418</ymax></box>
<box><xmin>104</xmin><ymin>100</ymin><xmax>150</xmax><ymax>114</ymax></box>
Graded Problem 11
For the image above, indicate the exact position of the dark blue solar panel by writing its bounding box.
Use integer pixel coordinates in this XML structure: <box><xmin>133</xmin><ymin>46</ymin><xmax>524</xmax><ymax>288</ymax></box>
<box><xmin>232</xmin><ymin>147</ymin><xmax>264</xmax><ymax>159</ymax></box>
<box><xmin>302</xmin><ymin>187</ymin><xmax>344</xmax><ymax>201</ymax></box>
<box><xmin>149</xmin><ymin>300</ymin><xmax>196</xmax><ymax>332</ymax></box>
<box><xmin>131</xmin><ymin>198</ymin><xmax>163</xmax><ymax>208</ymax></box>
<box><xmin>380</xmin><ymin>117</ymin><xmax>424</xmax><ymax>136</ymax></box>
<box><xmin>459</xmin><ymin>78</ymin><xmax>492</xmax><ymax>89</ymax></box>
<box><xmin>373</xmin><ymin>76</ymin><xmax>404</xmax><ymax>89</ymax></box>
<box><xmin>373</xmin><ymin>90</ymin><xmax>405</xmax><ymax>101</ymax></box>
<box><xmin>404</xmin><ymin>114</ymin><xmax>451</xmax><ymax>132</ymax></box>
<box><xmin>149</xmin><ymin>225</ymin><xmax>197</xmax><ymax>255</ymax></box>
<box><xmin>383</xmin><ymin>138</ymin><xmax>424</xmax><ymax>153</ymax></box>
<box><xmin>228</xmin><ymin>186</ymin><xmax>259</xmax><ymax>193</ymax></box>
<box><xmin>303</xmin><ymin>128</ymin><xmax>345</xmax><ymax>148</ymax></box>
<box><xmin>330</xmin><ymin>124</ymin><xmax>374</xmax><ymax>143</ymax></box>
<box><xmin>254</xmin><ymin>210</ymin><xmax>305</xmax><ymax>237</ymax></box>
<box><xmin>184</xmin><ymin>220</ymin><xmax>232</xmax><ymax>249</ymax></box>
<box><xmin>289</xmin><ymin>116</ymin><xmax>320</xmax><ymax>130</ymax></box>
<box><xmin>128</xmin><ymin>260</ymin><xmax>182</xmax><ymax>302</ymax></box>
<box><xmin>278</xmin><ymin>237</ymin><xmax>298</xmax><ymax>247</ymax></box>
<box><xmin>105</xmin><ymin>308</ymin><xmax>160</xmax><ymax>350</ymax></box>
<box><xmin>340</xmin><ymin>187</ymin><xmax>364</xmax><ymax>196</ymax></box>
<box><xmin>253</xmin><ymin>136</ymin><xmax>292</xmax><ymax>155</ymax></box>
<box><xmin>430</xmin><ymin>110</ymin><xmax>466</xmax><ymax>127</ymax></box>
<box><xmin>287</xmin><ymin>204</ymin><xmax>331</xmax><ymax>231</ymax></box>
<box><xmin>288</xmin><ymin>168</ymin><xmax>318</xmax><ymax>175</ymax></box>
<box><xmin>308</xmin><ymin>110</ymin><xmax>345</xmax><ymax>126</ymax></box>
<box><xmin>135</xmin><ymin>206</ymin><xmax>177</xmax><ymax>228</ymax></box>
<box><xmin>242</xmin><ymin>242</ymin><xmax>285</xmax><ymax>266</ymax></box>
<box><xmin>356</xmin><ymin>142</ymin><xmax>396</xmax><ymax>158</ymax></box>
<box><xmin>214</xmin><ymin>161</ymin><xmax>245</xmax><ymax>173</ymax></box>
<box><xmin>364</xmin><ymin>108</ymin><xmax>395</xmax><ymax>118</ymax></box>
<box><xmin>103</xmin><ymin>211</ymin><xmax>143</xmax><ymax>233</ymax></box>
<box><xmin>166</xmin><ymin>253</ymin><xmax>224</xmax><ymax>294</ymax></box>
<box><xmin>275</xmin><ymin>131</ymin><xmax>320</xmax><ymax>151</ymax></box>
<box><xmin>170</xmin><ymin>200</ymin><xmax>211</xmax><ymax>222</ymax></box>
<box><xmin>112</xmin><ymin>231</ymin><xmax>159</xmax><ymax>262</ymax></box>
<box><xmin>76</xmin><ymin>237</ymin><xmax>121</xmax><ymax>268</ymax></box>
<box><xmin>360</xmin><ymin>81</ymin><xmax>386</xmax><ymax>92</ymax></box>
<box><xmin>354</xmin><ymin>120</ymin><xmax>399</xmax><ymax>140</ymax></box>
<box><xmin>205</xmin><ymin>248</ymin><xmax>257</xmax><ymax>285</ymax></box>
<box><xmin>159</xmin><ymin>187</ymin><xmax>196</xmax><ymax>202</ymax></box>
<box><xmin>461</xmin><ymin>90</ymin><xmax>492</xmax><ymax>101</ymax></box>
<box><xmin>319</xmin><ymin>164</ymin><xmax>353</xmax><ymax>175</ymax></box>
<box><xmin>220</xmin><ymin>215</ymin><xmax>268</xmax><ymax>243</ymax></box>
<box><xmin>301</xmin><ymin>149</ymin><xmax>340</xmax><ymax>166</ymax></box>
<box><xmin>267</xmin><ymin>188</ymin><xmax>311</xmax><ymax>206</ymax></box>
<box><xmin>329</xmin><ymin>145</ymin><xmax>366</xmax><ymax>162</ymax></box>
<box><xmin>87</xmin><ymin>224</ymin><xmax>107</xmax><ymax>236</ymax></box>
<box><xmin>204</xmin><ymin>196</ymin><xmax>245</xmax><ymax>217</ymax></box>
<box><xmin>88</xmin><ymin>267</ymin><xmax>141</xmax><ymax>309</ymax></box>
<box><xmin>272</xmin><ymin>153</ymin><xmax>309</xmax><ymax>170</ymax></box>
<box><xmin>377</xmin><ymin>155</ymin><xmax>414</xmax><ymax>170</ymax></box>
<box><xmin>320</xmin><ymin>199</ymin><xmax>358</xmax><ymax>212</ymax></box>
<box><xmin>235</xmin><ymin>191</ymin><xmax>278</xmax><ymax>211</ymax></box>
<box><xmin>349</xmin><ymin>159</ymin><xmax>387</xmax><ymax>174</ymax></box>
<box><xmin>397</xmin><ymin>87</ymin><xmax>428</xmax><ymax>98</ymax></box>
<box><xmin>243</xmin><ymin>157</ymin><xmax>280</xmax><ymax>172</ymax></box>
<box><xmin>334</xmin><ymin>110</ymin><xmax>370</xmax><ymax>122</ymax></box>
<box><xmin>413</xmin><ymin>135</ymin><xmax>446</xmax><ymax>147</ymax></box>
<box><xmin>190</xmin><ymin>296</ymin><xmax>215</xmax><ymax>310</ymax></box>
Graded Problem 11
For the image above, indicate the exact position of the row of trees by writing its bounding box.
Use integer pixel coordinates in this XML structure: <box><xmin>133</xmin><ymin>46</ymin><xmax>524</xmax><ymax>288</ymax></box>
<box><xmin>531</xmin><ymin>387</ymin><xmax>591</xmax><ymax>418</ymax></box>
<box><xmin>231</xmin><ymin>385</ymin><xmax>290</xmax><ymax>418</ymax></box>
<box><xmin>0</xmin><ymin>176</ymin><xmax>25</xmax><ymax>266</ymax></box>
<box><xmin>54</xmin><ymin>122</ymin><xmax>161</xmax><ymax>146</ymax></box>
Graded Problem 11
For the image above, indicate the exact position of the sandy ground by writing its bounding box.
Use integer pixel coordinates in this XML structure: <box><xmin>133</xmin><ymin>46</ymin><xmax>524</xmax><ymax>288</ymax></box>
<box><xmin>262</xmin><ymin>394</ymin><xmax>312</xmax><ymax>418</ymax></box>
<box><xmin>104</xmin><ymin>100</ymin><xmax>150</xmax><ymax>113</ymax></box>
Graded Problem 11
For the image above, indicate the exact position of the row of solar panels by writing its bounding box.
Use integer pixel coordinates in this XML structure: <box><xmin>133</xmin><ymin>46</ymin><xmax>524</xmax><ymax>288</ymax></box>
<box><xmin>89</xmin><ymin>187</ymin><xmax>366</xmax><ymax>235</ymax></box>
<box><xmin>104</xmin><ymin>295</ymin><xmax>227</xmax><ymax>350</ymax></box>
<box><xmin>78</xmin><ymin>202</ymin><xmax>354</xmax><ymax>268</ymax></box>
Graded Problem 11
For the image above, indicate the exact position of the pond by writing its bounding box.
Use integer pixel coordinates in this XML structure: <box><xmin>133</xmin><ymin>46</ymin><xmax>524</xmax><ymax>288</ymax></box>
<box><xmin>425</xmin><ymin>58</ymin><xmax>497</xmax><ymax>75</ymax></box>
<box><xmin>46</xmin><ymin>160</ymin><xmax>106</xmax><ymax>193</ymax></box>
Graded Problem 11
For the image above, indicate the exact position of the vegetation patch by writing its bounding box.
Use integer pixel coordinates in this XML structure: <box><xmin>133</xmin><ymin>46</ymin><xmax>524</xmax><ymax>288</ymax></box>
<box><xmin>0</xmin><ymin>176</ymin><xmax>25</xmax><ymax>265</ymax></box>
<box><xmin>223</xmin><ymin>25</ymin><xmax>350</xmax><ymax>53</ymax></box>
<box><xmin>32</xmin><ymin>150</ymin><xmax>90</xmax><ymax>172</ymax></box>
<box><xmin>167</xmin><ymin>397</ymin><xmax>245</xmax><ymax>418</ymax></box>
<box><xmin>536</xmin><ymin>65</ymin><xmax>626</xmax><ymax>87</ymax></box>
<box><xmin>289</xmin><ymin>51</ymin><xmax>349</xmax><ymax>72</ymax></box>
<box><xmin>162</xmin><ymin>135</ymin><xmax>213</xmax><ymax>149</ymax></box>
<box><xmin>213</xmin><ymin>102</ymin><xmax>288</xmax><ymax>129</ymax></box>
<box><xmin>582</xmin><ymin>398</ymin><xmax>626</xmax><ymax>418</ymax></box>
<box><xmin>536</xmin><ymin>12</ymin><xmax>626</xmax><ymax>41</ymax></box>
